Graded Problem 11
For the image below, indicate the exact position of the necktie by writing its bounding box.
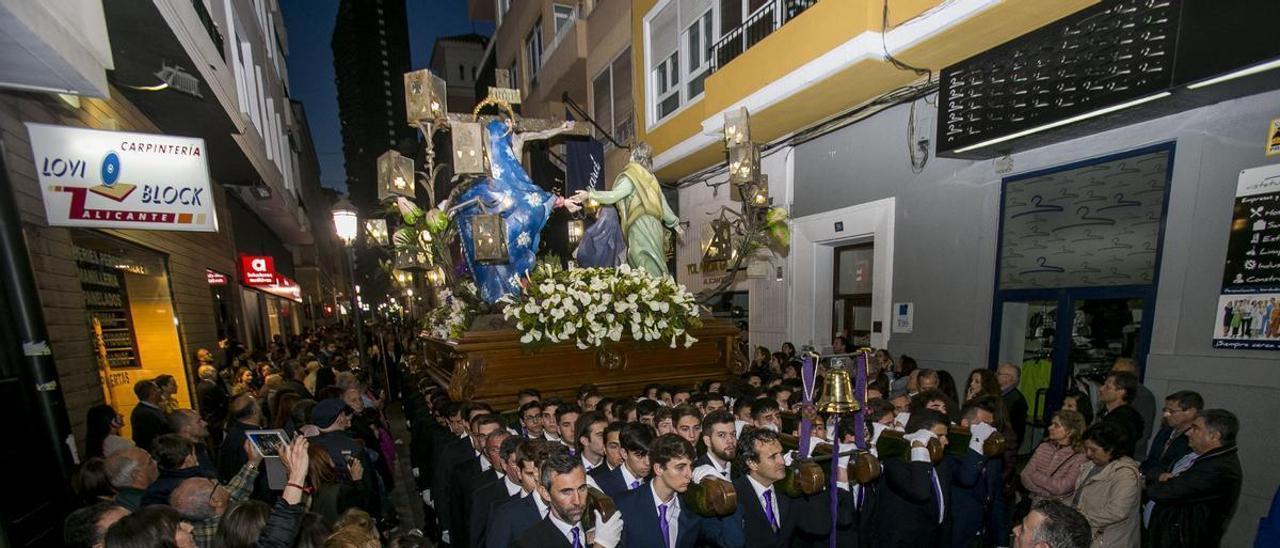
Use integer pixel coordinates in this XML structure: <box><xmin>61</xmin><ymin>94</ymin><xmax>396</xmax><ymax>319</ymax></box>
<box><xmin>929</xmin><ymin>469</ymin><xmax>944</xmax><ymax>524</ymax></box>
<box><xmin>570</xmin><ymin>526</ymin><xmax>582</xmax><ymax>548</ymax></box>
<box><xmin>658</xmin><ymin>503</ymin><xmax>671</xmax><ymax>548</ymax></box>
<box><xmin>630</xmin><ymin>480</ymin><xmax>641</xmax><ymax>490</ymax></box>
<box><xmin>763</xmin><ymin>489</ymin><xmax>779</xmax><ymax>531</ymax></box>
<box><xmin>854</xmin><ymin>484</ymin><xmax>865</xmax><ymax>510</ymax></box>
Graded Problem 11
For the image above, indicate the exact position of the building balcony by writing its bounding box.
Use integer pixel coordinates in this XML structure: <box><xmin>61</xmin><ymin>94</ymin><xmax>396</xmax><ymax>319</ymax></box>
<box><xmin>526</xmin><ymin>7</ymin><xmax>589</xmax><ymax>117</ymax></box>
<box><xmin>637</xmin><ymin>0</ymin><xmax>1099</xmax><ymax>179</ymax></box>
<box><xmin>0</xmin><ymin>0</ymin><xmax>114</xmax><ymax>97</ymax></box>
<box><xmin>102</xmin><ymin>0</ymin><xmax>311</xmax><ymax>245</ymax></box>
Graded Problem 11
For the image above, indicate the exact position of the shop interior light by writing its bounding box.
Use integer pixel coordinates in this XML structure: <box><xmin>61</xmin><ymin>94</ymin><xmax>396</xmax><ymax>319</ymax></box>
<box><xmin>952</xmin><ymin>92</ymin><xmax>1172</xmax><ymax>154</ymax></box>
<box><xmin>331</xmin><ymin>199</ymin><xmax>359</xmax><ymax>245</ymax></box>
<box><xmin>1186</xmin><ymin>57</ymin><xmax>1280</xmax><ymax>90</ymax></box>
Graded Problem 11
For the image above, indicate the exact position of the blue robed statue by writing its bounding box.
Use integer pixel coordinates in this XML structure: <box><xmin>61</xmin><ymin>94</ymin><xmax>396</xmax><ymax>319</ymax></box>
<box><xmin>455</xmin><ymin>118</ymin><xmax>577</xmax><ymax>303</ymax></box>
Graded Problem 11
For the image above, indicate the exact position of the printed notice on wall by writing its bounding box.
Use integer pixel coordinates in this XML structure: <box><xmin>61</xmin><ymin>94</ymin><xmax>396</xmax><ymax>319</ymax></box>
<box><xmin>893</xmin><ymin>302</ymin><xmax>913</xmax><ymax>334</ymax></box>
<box><xmin>1213</xmin><ymin>163</ymin><xmax>1280</xmax><ymax>350</ymax></box>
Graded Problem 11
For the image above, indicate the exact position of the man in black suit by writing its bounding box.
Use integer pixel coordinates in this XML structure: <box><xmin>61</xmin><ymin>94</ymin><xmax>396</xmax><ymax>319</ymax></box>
<box><xmin>433</xmin><ymin>402</ymin><xmax>491</xmax><ymax>542</ymax></box>
<box><xmin>514</xmin><ymin>452</ymin><xmax>623</xmax><ymax>548</ymax></box>
<box><xmin>447</xmin><ymin>413</ymin><xmax>506</xmax><ymax>544</ymax></box>
<box><xmin>694</xmin><ymin>410</ymin><xmax>736</xmax><ymax>481</ymax></box>
<box><xmin>732</xmin><ymin>427</ymin><xmax>833</xmax><ymax>547</ymax></box>
<box><xmin>948</xmin><ymin>397</ymin><xmax>1005</xmax><ymax>548</ymax></box>
<box><xmin>1145</xmin><ymin>409</ymin><xmax>1243</xmax><ymax>548</ymax></box>
<box><xmin>486</xmin><ymin>440</ymin><xmax>557</xmax><ymax>548</ymax></box>
<box><xmin>555</xmin><ymin>404</ymin><xmax>583</xmax><ymax>453</ymax></box>
<box><xmin>130</xmin><ymin>380</ymin><xmax>171</xmax><ymax>452</ymax></box>
<box><xmin>996</xmin><ymin>363</ymin><xmax>1028</xmax><ymax>447</ymax></box>
<box><xmin>615</xmin><ymin>434</ymin><xmax>743</xmax><ymax>548</ymax></box>
<box><xmin>575</xmin><ymin>411</ymin><xmax>608</xmax><ymax>473</ymax></box>
<box><xmin>602</xmin><ymin>421</ymin><xmax>625</xmax><ymax>471</ymax></box>
<box><xmin>833</xmin><ymin>414</ymin><xmax>878</xmax><ymax>548</ymax></box>
<box><xmin>875</xmin><ymin>409</ymin><xmax>953</xmax><ymax>547</ymax></box>
<box><xmin>1141</xmin><ymin>390</ymin><xmax>1201</xmax><ymax>480</ymax></box>
<box><xmin>470</xmin><ymin>435</ymin><xmax>526</xmax><ymax>548</ymax></box>
<box><xmin>519</xmin><ymin>401</ymin><xmax>546</xmax><ymax>439</ymax></box>
<box><xmin>591</xmin><ymin>422</ymin><xmax>655</xmax><ymax>498</ymax></box>
<box><xmin>1096</xmin><ymin>371</ymin><xmax>1145</xmax><ymax>457</ymax></box>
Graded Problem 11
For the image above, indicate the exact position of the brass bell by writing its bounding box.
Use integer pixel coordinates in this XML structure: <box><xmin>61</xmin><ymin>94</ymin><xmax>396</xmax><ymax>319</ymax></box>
<box><xmin>816</xmin><ymin>367</ymin><xmax>860</xmax><ymax>414</ymax></box>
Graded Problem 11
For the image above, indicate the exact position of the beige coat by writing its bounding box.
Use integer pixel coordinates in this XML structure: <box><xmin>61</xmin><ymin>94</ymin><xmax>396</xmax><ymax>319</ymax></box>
<box><xmin>1072</xmin><ymin>456</ymin><xmax>1142</xmax><ymax>548</ymax></box>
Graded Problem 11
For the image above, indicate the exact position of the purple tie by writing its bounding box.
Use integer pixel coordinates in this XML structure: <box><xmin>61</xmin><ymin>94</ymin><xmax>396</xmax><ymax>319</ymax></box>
<box><xmin>929</xmin><ymin>469</ymin><xmax>944</xmax><ymax>523</ymax></box>
<box><xmin>763</xmin><ymin>489</ymin><xmax>779</xmax><ymax>531</ymax></box>
<box><xmin>630</xmin><ymin>480</ymin><xmax>641</xmax><ymax>490</ymax></box>
<box><xmin>658</xmin><ymin>503</ymin><xmax>671</xmax><ymax>548</ymax></box>
<box><xmin>570</xmin><ymin>526</ymin><xmax>582</xmax><ymax>548</ymax></box>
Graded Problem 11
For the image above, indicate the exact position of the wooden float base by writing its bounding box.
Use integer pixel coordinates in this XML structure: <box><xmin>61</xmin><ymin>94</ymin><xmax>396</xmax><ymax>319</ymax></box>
<box><xmin>421</xmin><ymin>317</ymin><xmax>741</xmax><ymax>410</ymax></box>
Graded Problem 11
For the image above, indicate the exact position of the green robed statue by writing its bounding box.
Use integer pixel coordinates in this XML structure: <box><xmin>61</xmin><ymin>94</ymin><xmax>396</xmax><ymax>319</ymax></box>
<box><xmin>571</xmin><ymin>143</ymin><xmax>682</xmax><ymax>277</ymax></box>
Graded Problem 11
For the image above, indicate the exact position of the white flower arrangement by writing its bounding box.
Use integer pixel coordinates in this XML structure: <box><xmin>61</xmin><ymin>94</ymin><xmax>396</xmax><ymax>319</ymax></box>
<box><xmin>423</xmin><ymin>281</ymin><xmax>477</xmax><ymax>340</ymax></box>
<box><xmin>500</xmin><ymin>264</ymin><xmax>702</xmax><ymax>350</ymax></box>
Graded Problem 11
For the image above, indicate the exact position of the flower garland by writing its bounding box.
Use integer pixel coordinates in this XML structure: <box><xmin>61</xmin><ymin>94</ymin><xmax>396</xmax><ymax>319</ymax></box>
<box><xmin>500</xmin><ymin>264</ymin><xmax>702</xmax><ymax>350</ymax></box>
<box><xmin>422</xmin><ymin>281</ymin><xmax>477</xmax><ymax>340</ymax></box>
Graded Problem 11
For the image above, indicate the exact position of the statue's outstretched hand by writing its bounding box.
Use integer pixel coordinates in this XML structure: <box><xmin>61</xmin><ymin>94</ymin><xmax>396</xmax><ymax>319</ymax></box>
<box><xmin>673</xmin><ymin>223</ymin><xmax>685</xmax><ymax>237</ymax></box>
<box><xmin>563</xmin><ymin>198</ymin><xmax>582</xmax><ymax>213</ymax></box>
<box><xmin>570</xmin><ymin>190</ymin><xmax>590</xmax><ymax>203</ymax></box>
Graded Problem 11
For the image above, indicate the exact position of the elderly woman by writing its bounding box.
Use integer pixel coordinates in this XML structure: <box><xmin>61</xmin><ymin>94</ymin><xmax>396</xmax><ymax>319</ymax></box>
<box><xmin>1072</xmin><ymin>422</ymin><xmax>1141</xmax><ymax>548</ymax></box>
<box><xmin>1022</xmin><ymin>409</ymin><xmax>1089</xmax><ymax>502</ymax></box>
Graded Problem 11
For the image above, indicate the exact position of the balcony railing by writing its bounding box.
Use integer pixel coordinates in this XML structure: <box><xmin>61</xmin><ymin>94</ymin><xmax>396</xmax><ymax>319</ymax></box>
<box><xmin>711</xmin><ymin>0</ymin><xmax>818</xmax><ymax>73</ymax></box>
<box><xmin>192</xmin><ymin>0</ymin><xmax>225</xmax><ymax>60</ymax></box>
<box><xmin>541</xmin><ymin>5</ymin><xmax>584</xmax><ymax>67</ymax></box>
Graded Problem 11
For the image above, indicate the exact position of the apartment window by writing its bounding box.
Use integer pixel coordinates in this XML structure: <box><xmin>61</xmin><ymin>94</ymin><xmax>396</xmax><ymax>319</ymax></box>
<box><xmin>553</xmin><ymin>4</ymin><xmax>575</xmax><ymax>35</ymax></box>
<box><xmin>654</xmin><ymin>53</ymin><xmax>679</xmax><ymax>119</ymax></box>
<box><xmin>685</xmin><ymin>9</ymin><xmax>714</xmax><ymax>98</ymax></box>
<box><xmin>593</xmin><ymin>47</ymin><xmax>635</xmax><ymax>148</ymax></box>
<box><xmin>526</xmin><ymin>19</ymin><xmax>544</xmax><ymax>87</ymax></box>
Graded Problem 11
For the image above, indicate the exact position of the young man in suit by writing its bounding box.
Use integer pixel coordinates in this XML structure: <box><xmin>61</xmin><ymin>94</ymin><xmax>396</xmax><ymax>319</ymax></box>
<box><xmin>694</xmin><ymin>410</ymin><xmax>737</xmax><ymax>481</ymax></box>
<box><xmin>486</xmin><ymin>440</ymin><xmax>560</xmax><ymax>548</ymax></box>
<box><xmin>875</xmin><ymin>408</ymin><xmax>953</xmax><ymax>547</ymax></box>
<box><xmin>471</xmin><ymin>436</ymin><xmax>530</xmax><ymax>548</ymax></box>
<box><xmin>948</xmin><ymin>397</ymin><xmax>1004</xmax><ymax>548</ymax></box>
<box><xmin>591</xmin><ymin>422</ymin><xmax>655</xmax><ymax>497</ymax></box>
<box><xmin>733</xmin><ymin>427</ymin><xmax>833</xmax><ymax>547</ymax></box>
<box><xmin>556</xmin><ymin>404</ymin><xmax>584</xmax><ymax>453</ymax></box>
<box><xmin>615</xmin><ymin>434</ymin><xmax>744</xmax><ymax>548</ymax></box>
<box><xmin>602</xmin><ymin>421</ymin><xmax>625</xmax><ymax>471</ymax></box>
<box><xmin>576</xmin><ymin>411</ymin><xmax>608</xmax><ymax>474</ymax></box>
<box><xmin>456</xmin><ymin>427</ymin><xmax>509</xmax><ymax>547</ymax></box>
<box><xmin>514</xmin><ymin>452</ymin><xmax>623</xmax><ymax>548</ymax></box>
<box><xmin>1140</xmin><ymin>390</ymin><xmax>1201</xmax><ymax>480</ymax></box>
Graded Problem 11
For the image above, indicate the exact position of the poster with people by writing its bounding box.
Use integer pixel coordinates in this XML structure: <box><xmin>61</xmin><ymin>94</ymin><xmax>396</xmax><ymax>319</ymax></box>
<box><xmin>1214</xmin><ymin>163</ymin><xmax>1280</xmax><ymax>349</ymax></box>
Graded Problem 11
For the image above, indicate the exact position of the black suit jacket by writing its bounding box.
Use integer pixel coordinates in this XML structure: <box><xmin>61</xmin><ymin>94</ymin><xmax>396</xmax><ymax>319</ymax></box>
<box><xmin>486</xmin><ymin>494</ymin><xmax>543</xmax><ymax>548</ymax></box>
<box><xmin>451</xmin><ymin>458</ymin><xmax>498</xmax><ymax>546</ymax></box>
<box><xmin>1145</xmin><ymin>445</ymin><xmax>1242</xmax><ymax>548</ymax></box>
<box><xmin>1099</xmin><ymin>404</ymin><xmax>1144</xmax><ymax>457</ymax></box>
<box><xmin>1141</xmin><ymin>425</ymin><xmax>1191</xmax><ymax>479</ymax></box>
<box><xmin>875</xmin><ymin>456</ymin><xmax>953</xmax><ymax>548</ymax></box>
<box><xmin>513</xmin><ymin>516</ymin><xmax>575</xmax><ymax>548</ymax></box>
<box><xmin>834</xmin><ymin>482</ymin><xmax>876</xmax><ymax>548</ymax></box>
<box><xmin>733</xmin><ymin>474</ymin><xmax>831</xmax><ymax>547</ymax></box>
<box><xmin>469</xmin><ymin>478</ymin><xmax>520</xmax><ymax>548</ymax></box>
<box><xmin>130</xmin><ymin>402</ymin><xmax>171</xmax><ymax>452</ymax></box>
<box><xmin>432</xmin><ymin>434</ymin><xmax>475</xmax><ymax>533</ymax></box>
<box><xmin>1002</xmin><ymin>389</ymin><xmax>1028</xmax><ymax>446</ymax></box>
<box><xmin>694</xmin><ymin>453</ymin><xmax>734</xmax><ymax>480</ymax></box>
<box><xmin>592</xmin><ymin>464</ymin><xmax>643</xmax><ymax>498</ymax></box>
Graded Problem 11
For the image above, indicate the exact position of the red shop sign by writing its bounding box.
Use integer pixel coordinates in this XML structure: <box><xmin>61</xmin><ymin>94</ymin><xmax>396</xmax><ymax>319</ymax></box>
<box><xmin>240</xmin><ymin>255</ymin><xmax>277</xmax><ymax>285</ymax></box>
<box><xmin>207</xmin><ymin>269</ymin><xmax>229</xmax><ymax>285</ymax></box>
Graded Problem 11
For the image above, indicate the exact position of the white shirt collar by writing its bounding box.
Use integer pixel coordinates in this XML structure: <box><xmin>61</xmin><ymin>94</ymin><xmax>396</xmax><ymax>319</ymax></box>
<box><xmin>620</xmin><ymin>463</ymin><xmax>643</xmax><ymax>489</ymax></box>
<box><xmin>746</xmin><ymin>474</ymin><xmax>780</xmax><ymax>521</ymax></box>
<box><xmin>651</xmin><ymin>484</ymin><xmax>680</xmax><ymax>545</ymax></box>
<box><xmin>705</xmin><ymin>452</ymin><xmax>732</xmax><ymax>477</ymax></box>
<box><xmin>530</xmin><ymin>492</ymin><xmax>549</xmax><ymax>517</ymax></box>
<box><xmin>582</xmin><ymin>453</ymin><xmax>602</xmax><ymax>472</ymax></box>
<box><xmin>548</xmin><ymin>509</ymin><xmax>581</xmax><ymax>545</ymax></box>
<box><xmin>476</xmin><ymin>451</ymin><xmax>492</xmax><ymax>472</ymax></box>
<box><xmin>503</xmin><ymin>476</ymin><xmax>522</xmax><ymax>496</ymax></box>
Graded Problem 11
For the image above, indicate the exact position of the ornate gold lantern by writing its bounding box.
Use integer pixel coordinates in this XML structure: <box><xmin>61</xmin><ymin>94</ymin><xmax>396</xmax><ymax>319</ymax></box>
<box><xmin>394</xmin><ymin>247</ymin><xmax>431</xmax><ymax>272</ymax></box>
<box><xmin>728</xmin><ymin>144</ymin><xmax>760</xmax><ymax>185</ymax></box>
<box><xmin>365</xmin><ymin>218</ymin><xmax>389</xmax><ymax>247</ymax></box>
<box><xmin>451</xmin><ymin>121</ymin><xmax>487</xmax><ymax>176</ymax></box>
<box><xmin>723</xmin><ymin>107</ymin><xmax>751</xmax><ymax>148</ymax></box>
<box><xmin>377</xmin><ymin>150</ymin><xmax>416</xmax><ymax>201</ymax></box>
<box><xmin>567</xmin><ymin>219</ymin><xmax>585</xmax><ymax>247</ymax></box>
<box><xmin>471</xmin><ymin>213</ymin><xmax>508</xmax><ymax>264</ymax></box>
<box><xmin>404</xmin><ymin>69</ymin><xmax>447</xmax><ymax>124</ymax></box>
<box><xmin>425</xmin><ymin>266</ymin><xmax>446</xmax><ymax>287</ymax></box>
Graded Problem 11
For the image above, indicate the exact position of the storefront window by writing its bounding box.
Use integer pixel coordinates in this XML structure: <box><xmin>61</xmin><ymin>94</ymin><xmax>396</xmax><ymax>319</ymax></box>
<box><xmin>73</xmin><ymin>232</ymin><xmax>190</xmax><ymax>437</ymax></box>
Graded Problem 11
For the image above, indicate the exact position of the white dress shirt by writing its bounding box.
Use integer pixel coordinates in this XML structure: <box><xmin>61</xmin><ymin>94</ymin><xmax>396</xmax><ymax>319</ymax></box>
<box><xmin>652</xmin><ymin>485</ymin><xmax>681</xmax><ymax>547</ymax></box>
<box><xmin>694</xmin><ymin>452</ymin><xmax>733</xmax><ymax>482</ymax></box>
<box><xmin>746</xmin><ymin>474</ymin><xmax>781</xmax><ymax>529</ymax></box>
<box><xmin>620</xmin><ymin>463</ymin><xmax>644</xmax><ymax>490</ymax></box>
<box><xmin>582</xmin><ymin>453</ymin><xmax>603</xmax><ymax>473</ymax></box>
<box><xmin>548</xmin><ymin>510</ymin><xmax>581</xmax><ymax>546</ymax></box>
<box><xmin>503</xmin><ymin>476</ymin><xmax>522</xmax><ymax>497</ymax></box>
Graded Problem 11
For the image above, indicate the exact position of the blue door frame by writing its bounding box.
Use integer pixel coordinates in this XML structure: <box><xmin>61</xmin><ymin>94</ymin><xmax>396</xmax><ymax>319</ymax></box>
<box><xmin>987</xmin><ymin>142</ymin><xmax>1176</xmax><ymax>422</ymax></box>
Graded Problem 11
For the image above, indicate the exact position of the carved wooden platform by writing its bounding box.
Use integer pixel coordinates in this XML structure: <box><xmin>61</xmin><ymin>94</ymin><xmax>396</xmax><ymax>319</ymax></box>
<box><xmin>420</xmin><ymin>318</ymin><xmax>741</xmax><ymax>410</ymax></box>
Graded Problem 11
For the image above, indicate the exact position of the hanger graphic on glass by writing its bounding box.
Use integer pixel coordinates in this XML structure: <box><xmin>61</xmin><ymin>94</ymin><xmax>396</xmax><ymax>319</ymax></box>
<box><xmin>1052</xmin><ymin>207</ymin><xmax>1117</xmax><ymax>232</ymax></box>
<box><xmin>1011</xmin><ymin>195</ymin><xmax>1064</xmax><ymax>218</ymax></box>
<box><xmin>1020</xmin><ymin>257</ymin><xmax>1066</xmax><ymax>275</ymax></box>
<box><xmin>1098</xmin><ymin>193</ymin><xmax>1142</xmax><ymax>211</ymax></box>
<box><xmin>1077</xmin><ymin>190</ymin><xmax>1108</xmax><ymax>204</ymax></box>
<box><xmin>1072</xmin><ymin>229</ymin><xmax>1103</xmax><ymax>242</ymax></box>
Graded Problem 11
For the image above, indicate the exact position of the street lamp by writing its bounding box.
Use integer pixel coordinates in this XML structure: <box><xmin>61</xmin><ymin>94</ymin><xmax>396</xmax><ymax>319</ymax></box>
<box><xmin>330</xmin><ymin>198</ymin><xmax>367</xmax><ymax>370</ymax></box>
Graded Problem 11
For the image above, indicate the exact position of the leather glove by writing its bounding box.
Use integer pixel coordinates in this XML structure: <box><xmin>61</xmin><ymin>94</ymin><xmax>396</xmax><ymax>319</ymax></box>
<box><xmin>591</xmin><ymin>509</ymin><xmax>624</xmax><ymax>548</ymax></box>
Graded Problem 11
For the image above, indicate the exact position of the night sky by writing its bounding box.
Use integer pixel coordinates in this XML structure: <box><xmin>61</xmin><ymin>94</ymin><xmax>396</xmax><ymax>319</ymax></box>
<box><xmin>280</xmin><ymin>0</ymin><xmax>492</xmax><ymax>193</ymax></box>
